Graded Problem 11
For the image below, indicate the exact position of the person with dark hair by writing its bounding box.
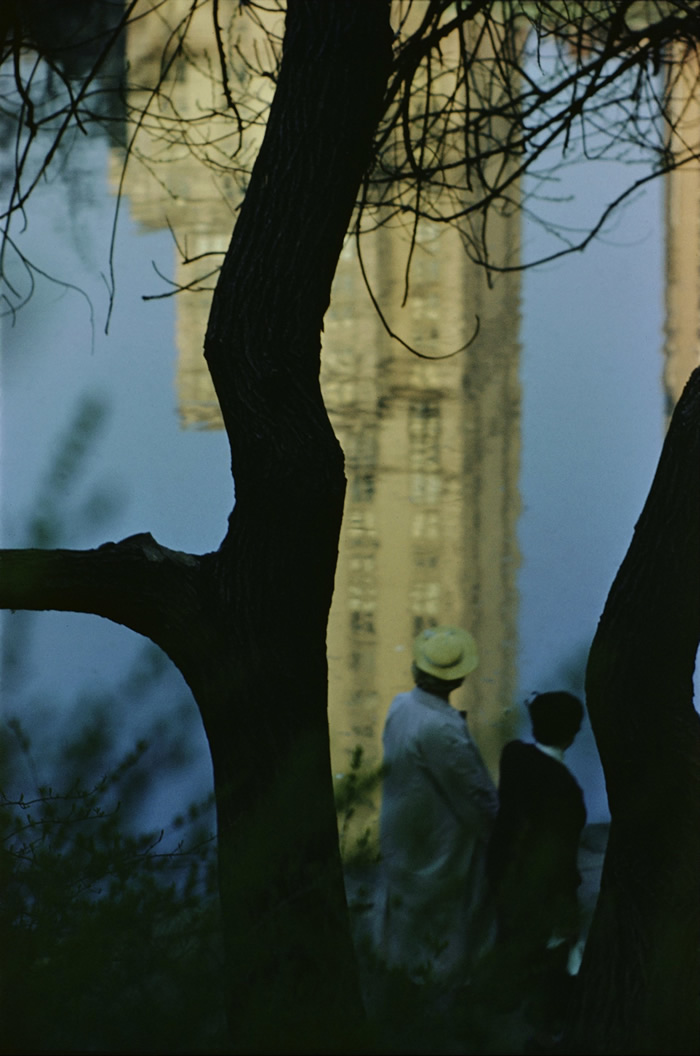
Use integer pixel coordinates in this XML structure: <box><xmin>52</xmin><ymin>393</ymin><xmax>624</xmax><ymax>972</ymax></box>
<box><xmin>378</xmin><ymin>626</ymin><xmax>497</xmax><ymax>985</ymax></box>
<box><xmin>486</xmin><ymin>691</ymin><xmax>587</xmax><ymax>1026</ymax></box>
<box><xmin>527</xmin><ymin>691</ymin><xmax>584</xmax><ymax>753</ymax></box>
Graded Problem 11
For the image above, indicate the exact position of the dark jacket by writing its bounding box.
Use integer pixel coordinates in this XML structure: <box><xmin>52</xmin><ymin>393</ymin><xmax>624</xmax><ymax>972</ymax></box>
<box><xmin>488</xmin><ymin>740</ymin><xmax>586</xmax><ymax>945</ymax></box>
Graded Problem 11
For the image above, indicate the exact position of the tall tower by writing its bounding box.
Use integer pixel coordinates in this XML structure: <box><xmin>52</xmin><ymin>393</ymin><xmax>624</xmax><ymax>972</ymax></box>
<box><xmin>664</xmin><ymin>45</ymin><xmax>700</xmax><ymax>410</ymax></box>
<box><xmin>109</xmin><ymin>0</ymin><xmax>277</xmax><ymax>427</ymax></box>
<box><xmin>110</xmin><ymin>4</ymin><xmax>523</xmax><ymax>807</ymax></box>
<box><xmin>323</xmin><ymin>214</ymin><xmax>521</xmax><ymax>789</ymax></box>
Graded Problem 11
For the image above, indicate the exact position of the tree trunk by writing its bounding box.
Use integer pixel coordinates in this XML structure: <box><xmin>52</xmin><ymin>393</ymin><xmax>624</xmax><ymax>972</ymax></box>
<box><xmin>0</xmin><ymin>3</ymin><xmax>393</xmax><ymax>1051</ymax></box>
<box><xmin>200</xmin><ymin>4</ymin><xmax>392</xmax><ymax>1049</ymax></box>
<box><xmin>565</xmin><ymin>367</ymin><xmax>700</xmax><ymax>1053</ymax></box>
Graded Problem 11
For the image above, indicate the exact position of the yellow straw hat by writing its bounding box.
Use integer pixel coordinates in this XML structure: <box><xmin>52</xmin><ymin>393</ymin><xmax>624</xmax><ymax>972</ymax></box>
<box><xmin>413</xmin><ymin>626</ymin><xmax>478</xmax><ymax>680</ymax></box>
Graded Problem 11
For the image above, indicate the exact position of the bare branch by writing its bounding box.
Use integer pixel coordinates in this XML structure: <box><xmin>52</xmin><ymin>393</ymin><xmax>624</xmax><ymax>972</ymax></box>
<box><xmin>353</xmin><ymin>199</ymin><xmax>480</xmax><ymax>361</ymax></box>
<box><xmin>1</xmin><ymin>1</ymin><xmax>699</xmax><ymax>323</ymax></box>
<box><xmin>0</xmin><ymin>535</ymin><xmax>204</xmax><ymax>664</ymax></box>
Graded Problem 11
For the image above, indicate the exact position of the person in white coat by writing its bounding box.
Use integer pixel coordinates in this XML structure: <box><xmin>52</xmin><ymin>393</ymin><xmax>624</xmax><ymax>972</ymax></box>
<box><xmin>378</xmin><ymin>626</ymin><xmax>498</xmax><ymax>986</ymax></box>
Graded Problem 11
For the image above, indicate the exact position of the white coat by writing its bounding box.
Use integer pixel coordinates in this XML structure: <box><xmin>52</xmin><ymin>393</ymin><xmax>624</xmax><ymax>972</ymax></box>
<box><xmin>378</xmin><ymin>686</ymin><xmax>498</xmax><ymax>983</ymax></box>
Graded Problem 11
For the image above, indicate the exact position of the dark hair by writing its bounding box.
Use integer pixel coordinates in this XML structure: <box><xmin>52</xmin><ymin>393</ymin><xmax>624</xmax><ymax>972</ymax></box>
<box><xmin>412</xmin><ymin>662</ymin><xmax>464</xmax><ymax>697</ymax></box>
<box><xmin>527</xmin><ymin>691</ymin><xmax>584</xmax><ymax>747</ymax></box>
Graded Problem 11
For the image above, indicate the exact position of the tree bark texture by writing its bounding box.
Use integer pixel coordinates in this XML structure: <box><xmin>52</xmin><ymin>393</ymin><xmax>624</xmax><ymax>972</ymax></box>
<box><xmin>0</xmin><ymin>3</ymin><xmax>393</xmax><ymax>1051</ymax></box>
<box><xmin>201</xmin><ymin>3</ymin><xmax>393</xmax><ymax>1050</ymax></box>
<box><xmin>566</xmin><ymin>367</ymin><xmax>700</xmax><ymax>1054</ymax></box>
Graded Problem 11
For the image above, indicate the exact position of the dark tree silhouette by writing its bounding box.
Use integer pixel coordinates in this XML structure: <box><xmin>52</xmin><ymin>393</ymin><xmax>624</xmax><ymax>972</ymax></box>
<box><xmin>1</xmin><ymin>1</ymin><xmax>700</xmax><ymax>1050</ymax></box>
<box><xmin>567</xmin><ymin>366</ymin><xmax>700</xmax><ymax>1055</ymax></box>
<box><xmin>1</xmin><ymin>3</ymin><xmax>393</xmax><ymax>1049</ymax></box>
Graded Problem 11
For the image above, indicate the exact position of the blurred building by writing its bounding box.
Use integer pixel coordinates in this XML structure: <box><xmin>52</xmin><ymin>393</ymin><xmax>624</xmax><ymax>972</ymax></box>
<box><xmin>323</xmin><ymin>218</ymin><xmax>521</xmax><ymax>784</ymax></box>
<box><xmin>110</xmin><ymin>4</ymin><xmax>524</xmax><ymax>816</ymax></box>
<box><xmin>664</xmin><ymin>44</ymin><xmax>700</xmax><ymax>411</ymax></box>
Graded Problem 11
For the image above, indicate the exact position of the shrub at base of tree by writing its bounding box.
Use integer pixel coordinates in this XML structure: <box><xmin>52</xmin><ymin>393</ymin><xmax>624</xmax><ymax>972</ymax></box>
<box><xmin>0</xmin><ymin>718</ymin><xmax>227</xmax><ymax>1054</ymax></box>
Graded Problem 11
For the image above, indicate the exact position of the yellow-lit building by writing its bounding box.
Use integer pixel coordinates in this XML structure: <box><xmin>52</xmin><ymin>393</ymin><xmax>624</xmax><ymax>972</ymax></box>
<box><xmin>322</xmin><ymin>218</ymin><xmax>521</xmax><ymax>786</ymax></box>
<box><xmin>106</xmin><ymin>6</ymin><xmax>700</xmax><ymax>857</ymax></box>
<box><xmin>664</xmin><ymin>44</ymin><xmax>700</xmax><ymax>409</ymax></box>
<box><xmin>110</xmin><ymin>5</ymin><xmax>524</xmax><ymax>827</ymax></box>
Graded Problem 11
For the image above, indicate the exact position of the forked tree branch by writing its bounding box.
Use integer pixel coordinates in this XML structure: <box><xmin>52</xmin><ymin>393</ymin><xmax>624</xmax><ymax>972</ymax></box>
<box><xmin>0</xmin><ymin>533</ymin><xmax>207</xmax><ymax>667</ymax></box>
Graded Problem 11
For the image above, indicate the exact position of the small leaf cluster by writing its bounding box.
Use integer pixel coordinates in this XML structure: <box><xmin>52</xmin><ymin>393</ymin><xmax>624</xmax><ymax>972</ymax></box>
<box><xmin>0</xmin><ymin>717</ymin><xmax>228</xmax><ymax>1054</ymax></box>
<box><xmin>334</xmin><ymin>745</ymin><xmax>384</xmax><ymax>867</ymax></box>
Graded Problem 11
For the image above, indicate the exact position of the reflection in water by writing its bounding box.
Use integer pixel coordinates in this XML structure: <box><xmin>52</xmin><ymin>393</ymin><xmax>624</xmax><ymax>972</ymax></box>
<box><xmin>106</xmin><ymin>4</ymin><xmax>700</xmax><ymax>831</ymax></box>
<box><xmin>108</xmin><ymin>5</ymin><xmax>524</xmax><ymax>809</ymax></box>
<box><xmin>664</xmin><ymin>44</ymin><xmax>700</xmax><ymax>411</ymax></box>
<box><xmin>322</xmin><ymin>221</ymin><xmax>521</xmax><ymax>786</ymax></box>
<box><xmin>6</xmin><ymin>4</ymin><xmax>698</xmax><ymax>838</ymax></box>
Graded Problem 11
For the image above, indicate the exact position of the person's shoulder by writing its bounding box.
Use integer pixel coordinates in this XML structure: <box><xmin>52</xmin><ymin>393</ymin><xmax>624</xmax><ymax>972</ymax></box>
<box><xmin>389</xmin><ymin>690</ymin><xmax>412</xmax><ymax>708</ymax></box>
<box><xmin>501</xmin><ymin>739</ymin><xmax>533</xmax><ymax>761</ymax></box>
<box><xmin>499</xmin><ymin>739</ymin><xmax>542</xmax><ymax>777</ymax></box>
<box><xmin>387</xmin><ymin>688</ymin><xmax>419</xmax><ymax>712</ymax></box>
<box><xmin>412</xmin><ymin>692</ymin><xmax>469</xmax><ymax>747</ymax></box>
<box><xmin>385</xmin><ymin>688</ymin><xmax>433</xmax><ymax>729</ymax></box>
<box><xmin>403</xmin><ymin>686</ymin><xmax>453</xmax><ymax>719</ymax></box>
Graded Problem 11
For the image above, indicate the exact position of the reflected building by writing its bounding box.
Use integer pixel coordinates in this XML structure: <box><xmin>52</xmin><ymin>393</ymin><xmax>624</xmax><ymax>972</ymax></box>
<box><xmin>108</xmin><ymin>0</ymin><xmax>279</xmax><ymax>428</ymax></box>
<box><xmin>323</xmin><ymin>220</ymin><xmax>521</xmax><ymax>787</ymax></box>
<box><xmin>110</xmin><ymin>5</ymin><xmax>523</xmax><ymax>823</ymax></box>
<box><xmin>664</xmin><ymin>44</ymin><xmax>700</xmax><ymax>411</ymax></box>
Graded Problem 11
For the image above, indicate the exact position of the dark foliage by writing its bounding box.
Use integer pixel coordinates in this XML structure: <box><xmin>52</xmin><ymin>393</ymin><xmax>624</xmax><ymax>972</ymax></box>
<box><xmin>0</xmin><ymin>717</ymin><xmax>227</xmax><ymax>1054</ymax></box>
